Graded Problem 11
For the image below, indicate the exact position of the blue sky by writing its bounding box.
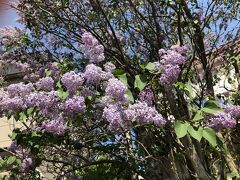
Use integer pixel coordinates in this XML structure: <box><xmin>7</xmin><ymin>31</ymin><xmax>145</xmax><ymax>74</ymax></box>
<box><xmin>0</xmin><ymin>0</ymin><xmax>21</xmax><ymax>28</ymax></box>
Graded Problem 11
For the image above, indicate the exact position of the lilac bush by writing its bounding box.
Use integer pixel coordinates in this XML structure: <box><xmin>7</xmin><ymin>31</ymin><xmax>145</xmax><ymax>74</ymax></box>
<box><xmin>0</xmin><ymin>0</ymin><xmax>240</xmax><ymax>179</ymax></box>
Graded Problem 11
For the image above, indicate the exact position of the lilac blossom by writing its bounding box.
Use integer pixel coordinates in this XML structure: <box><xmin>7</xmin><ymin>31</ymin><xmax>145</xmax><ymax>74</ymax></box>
<box><xmin>80</xmin><ymin>87</ymin><xmax>96</xmax><ymax>97</ymax></box>
<box><xmin>82</xmin><ymin>64</ymin><xmax>104</xmax><ymax>84</ymax></box>
<box><xmin>159</xmin><ymin>65</ymin><xmax>181</xmax><ymax>86</ymax></box>
<box><xmin>47</xmin><ymin>63</ymin><xmax>60</xmax><ymax>77</ymax></box>
<box><xmin>61</xmin><ymin>71</ymin><xmax>84</xmax><ymax>96</ymax></box>
<box><xmin>224</xmin><ymin>104</ymin><xmax>240</xmax><ymax>119</ymax></box>
<box><xmin>8</xmin><ymin>141</ymin><xmax>18</xmax><ymax>153</ymax></box>
<box><xmin>125</xmin><ymin>101</ymin><xmax>166</xmax><ymax>125</ymax></box>
<box><xmin>21</xmin><ymin>157</ymin><xmax>33</xmax><ymax>172</ymax></box>
<box><xmin>170</xmin><ymin>45</ymin><xmax>188</xmax><ymax>55</ymax></box>
<box><xmin>102</xmin><ymin>104</ymin><xmax>128</xmax><ymax>131</ymax></box>
<box><xmin>207</xmin><ymin>112</ymin><xmax>236</xmax><ymax>130</ymax></box>
<box><xmin>10</xmin><ymin>61</ymin><xmax>31</xmax><ymax>72</ymax></box>
<box><xmin>7</xmin><ymin>82</ymin><xmax>34</xmax><ymax>97</ymax></box>
<box><xmin>104</xmin><ymin>62</ymin><xmax>116</xmax><ymax>72</ymax></box>
<box><xmin>64</xmin><ymin>96</ymin><xmax>86</xmax><ymax>113</ymax></box>
<box><xmin>81</xmin><ymin>32</ymin><xmax>105</xmax><ymax>63</ymax></box>
<box><xmin>25</xmin><ymin>92</ymin><xmax>39</xmax><ymax>107</ymax></box>
<box><xmin>153</xmin><ymin>62</ymin><xmax>161</xmax><ymax>71</ymax></box>
<box><xmin>105</xmin><ymin>78</ymin><xmax>127</xmax><ymax>99</ymax></box>
<box><xmin>37</xmin><ymin>91</ymin><xmax>59</xmax><ymax>115</ymax></box>
<box><xmin>157</xmin><ymin>45</ymin><xmax>188</xmax><ymax>89</ymax></box>
<box><xmin>23</xmin><ymin>73</ymin><xmax>40</xmax><ymax>83</ymax></box>
<box><xmin>2</xmin><ymin>97</ymin><xmax>25</xmax><ymax>111</ymax></box>
<box><xmin>41</xmin><ymin>117</ymin><xmax>66</xmax><ymax>136</ymax></box>
<box><xmin>138</xmin><ymin>86</ymin><xmax>154</xmax><ymax>106</ymax></box>
<box><xmin>100</xmin><ymin>72</ymin><xmax>113</xmax><ymax>81</ymax></box>
<box><xmin>99</xmin><ymin>96</ymin><xmax>114</xmax><ymax>107</ymax></box>
<box><xmin>37</xmin><ymin>77</ymin><xmax>54</xmax><ymax>91</ymax></box>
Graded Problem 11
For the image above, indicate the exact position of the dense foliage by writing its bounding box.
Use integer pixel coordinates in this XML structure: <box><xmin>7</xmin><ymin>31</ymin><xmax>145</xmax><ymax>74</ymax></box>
<box><xmin>0</xmin><ymin>0</ymin><xmax>240</xmax><ymax>179</ymax></box>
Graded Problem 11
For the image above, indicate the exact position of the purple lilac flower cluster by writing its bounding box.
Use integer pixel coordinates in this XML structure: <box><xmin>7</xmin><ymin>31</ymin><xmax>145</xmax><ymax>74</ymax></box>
<box><xmin>7</xmin><ymin>82</ymin><xmax>34</xmax><ymax>97</ymax></box>
<box><xmin>81</xmin><ymin>32</ymin><xmax>105</xmax><ymax>63</ymax></box>
<box><xmin>0</xmin><ymin>39</ymin><xmax>169</xmax><ymax>137</ymax></box>
<box><xmin>207</xmin><ymin>104</ymin><xmax>240</xmax><ymax>130</ymax></box>
<box><xmin>37</xmin><ymin>77</ymin><xmax>54</xmax><ymax>91</ymax></box>
<box><xmin>102</xmin><ymin>104</ymin><xmax>128</xmax><ymax>131</ymax></box>
<box><xmin>138</xmin><ymin>86</ymin><xmax>154</xmax><ymax>106</ymax></box>
<box><xmin>64</xmin><ymin>96</ymin><xmax>86</xmax><ymax>113</ymax></box>
<box><xmin>105</xmin><ymin>78</ymin><xmax>127</xmax><ymax>99</ymax></box>
<box><xmin>26</xmin><ymin>91</ymin><xmax>59</xmax><ymax>116</ymax></box>
<box><xmin>21</xmin><ymin>157</ymin><xmax>33</xmax><ymax>172</ymax></box>
<box><xmin>207</xmin><ymin>112</ymin><xmax>236</xmax><ymax>130</ymax></box>
<box><xmin>23</xmin><ymin>73</ymin><xmax>40</xmax><ymax>83</ymax></box>
<box><xmin>61</xmin><ymin>71</ymin><xmax>84</xmax><ymax>96</ymax></box>
<box><xmin>125</xmin><ymin>101</ymin><xmax>166</xmax><ymax>125</ymax></box>
<box><xmin>224</xmin><ymin>104</ymin><xmax>240</xmax><ymax>119</ymax></box>
<box><xmin>41</xmin><ymin>117</ymin><xmax>66</xmax><ymax>136</ymax></box>
<box><xmin>1</xmin><ymin>97</ymin><xmax>25</xmax><ymax>112</ymax></box>
<box><xmin>80</xmin><ymin>87</ymin><xmax>96</xmax><ymax>97</ymax></box>
<box><xmin>104</xmin><ymin>62</ymin><xmax>116</xmax><ymax>72</ymax></box>
<box><xmin>82</xmin><ymin>64</ymin><xmax>106</xmax><ymax>84</ymax></box>
<box><xmin>8</xmin><ymin>141</ymin><xmax>33</xmax><ymax>172</ymax></box>
<box><xmin>156</xmin><ymin>45</ymin><xmax>188</xmax><ymax>89</ymax></box>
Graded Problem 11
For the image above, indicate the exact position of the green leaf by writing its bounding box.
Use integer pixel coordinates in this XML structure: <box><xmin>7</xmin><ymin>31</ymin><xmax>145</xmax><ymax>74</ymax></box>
<box><xmin>202</xmin><ymin>127</ymin><xmax>217</xmax><ymax>147</ymax></box>
<box><xmin>126</xmin><ymin>89</ymin><xmax>134</xmax><ymax>103</ymax></box>
<box><xmin>31</xmin><ymin>131</ymin><xmax>41</xmax><ymax>137</ymax></box>
<box><xmin>175</xmin><ymin>82</ymin><xmax>185</xmax><ymax>88</ymax></box>
<box><xmin>117</xmin><ymin>73</ymin><xmax>128</xmax><ymax>86</ymax></box>
<box><xmin>56</xmin><ymin>81</ymin><xmax>62</xmax><ymax>88</ymax></box>
<box><xmin>185</xmin><ymin>84</ymin><xmax>193</xmax><ymax>97</ymax></box>
<box><xmin>192</xmin><ymin>111</ymin><xmax>204</xmax><ymax>121</ymax></box>
<box><xmin>134</xmin><ymin>74</ymin><xmax>148</xmax><ymax>91</ymax></box>
<box><xmin>187</xmin><ymin>125</ymin><xmax>203</xmax><ymax>142</ymax></box>
<box><xmin>19</xmin><ymin>112</ymin><xmax>27</xmax><ymax>122</ymax></box>
<box><xmin>145</xmin><ymin>62</ymin><xmax>155</xmax><ymax>71</ymax></box>
<box><xmin>57</xmin><ymin>89</ymin><xmax>69</xmax><ymax>100</ymax></box>
<box><xmin>202</xmin><ymin>100</ymin><xmax>222</xmax><ymax>114</ymax></box>
<box><xmin>113</xmin><ymin>69</ymin><xmax>125</xmax><ymax>75</ymax></box>
<box><xmin>227</xmin><ymin>172</ymin><xmax>237</xmax><ymax>180</ymax></box>
<box><xmin>11</xmin><ymin>132</ymin><xmax>17</xmax><ymax>140</ymax></box>
<box><xmin>16</xmin><ymin>159</ymin><xmax>21</xmax><ymax>165</ymax></box>
<box><xmin>45</xmin><ymin>69</ymin><xmax>52</xmax><ymax>77</ymax></box>
<box><xmin>6</xmin><ymin>156</ymin><xmax>16</xmax><ymax>165</ymax></box>
<box><xmin>27</xmin><ymin>107</ymin><xmax>34</xmax><ymax>115</ymax></box>
<box><xmin>175</xmin><ymin>121</ymin><xmax>190</xmax><ymax>139</ymax></box>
